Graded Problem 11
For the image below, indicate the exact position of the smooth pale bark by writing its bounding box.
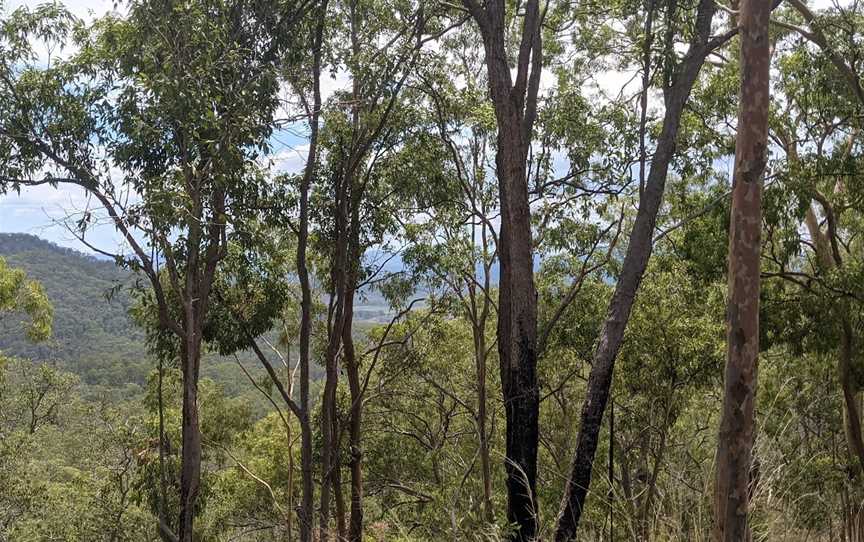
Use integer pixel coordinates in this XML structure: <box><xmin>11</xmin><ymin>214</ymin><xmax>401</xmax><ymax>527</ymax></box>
<box><xmin>713</xmin><ymin>0</ymin><xmax>770</xmax><ymax>539</ymax></box>
<box><xmin>552</xmin><ymin>2</ymin><xmax>726</xmax><ymax>539</ymax></box>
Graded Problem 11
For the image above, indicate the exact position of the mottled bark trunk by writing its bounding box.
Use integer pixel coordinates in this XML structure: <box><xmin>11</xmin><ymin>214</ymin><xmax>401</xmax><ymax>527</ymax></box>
<box><xmin>713</xmin><ymin>0</ymin><xmax>770</xmax><ymax>539</ymax></box>
<box><xmin>553</xmin><ymin>2</ymin><xmax>720</xmax><ymax>539</ymax></box>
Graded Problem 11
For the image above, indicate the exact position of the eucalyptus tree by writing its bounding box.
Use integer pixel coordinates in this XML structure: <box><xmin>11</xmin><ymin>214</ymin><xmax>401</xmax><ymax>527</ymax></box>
<box><xmin>0</xmin><ymin>1</ymin><xmax>311</xmax><ymax>539</ymax></box>
<box><xmin>553</xmin><ymin>0</ymin><xmax>769</xmax><ymax>536</ymax></box>
<box><xmin>308</xmin><ymin>1</ymin><xmax>438</xmax><ymax>538</ymax></box>
<box><xmin>453</xmin><ymin>0</ymin><xmax>544</xmax><ymax>534</ymax></box>
<box><xmin>713</xmin><ymin>0</ymin><xmax>771</xmax><ymax>538</ymax></box>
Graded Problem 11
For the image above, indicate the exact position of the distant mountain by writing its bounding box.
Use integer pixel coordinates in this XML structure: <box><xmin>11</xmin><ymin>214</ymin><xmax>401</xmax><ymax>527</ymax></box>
<box><xmin>0</xmin><ymin>233</ymin><xmax>149</xmax><ymax>387</ymax></box>
<box><xmin>0</xmin><ymin>233</ymin><xmax>396</xmax><ymax>400</ymax></box>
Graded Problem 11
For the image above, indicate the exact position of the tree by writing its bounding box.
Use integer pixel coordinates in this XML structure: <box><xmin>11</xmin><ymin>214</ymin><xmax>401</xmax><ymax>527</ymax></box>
<box><xmin>457</xmin><ymin>0</ymin><xmax>543</xmax><ymax>536</ymax></box>
<box><xmin>0</xmin><ymin>257</ymin><xmax>52</xmax><ymax>344</ymax></box>
<box><xmin>553</xmin><ymin>1</ymin><xmax>752</xmax><ymax>537</ymax></box>
<box><xmin>713</xmin><ymin>0</ymin><xmax>771</xmax><ymax>538</ymax></box>
<box><xmin>0</xmin><ymin>2</ymin><xmax>309</xmax><ymax>538</ymax></box>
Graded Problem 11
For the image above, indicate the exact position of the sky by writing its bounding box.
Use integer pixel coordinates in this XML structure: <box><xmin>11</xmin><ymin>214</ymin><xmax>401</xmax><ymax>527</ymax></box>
<box><xmin>0</xmin><ymin>0</ymin><xmax>635</xmax><ymax>255</ymax></box>
<box><xmin>0</xmin><ymin>0</ymin><xmax>319</xmax><ymax>254</ymax></box>
<box><xmin>0</xmin><ymin>0</ymin><xmax>837</xmax><ymax>254</ymax></box>
<box><xmin>1</xmin><ymin>0</ymin><xmax>121</xmax><ymax>252</ymax></box>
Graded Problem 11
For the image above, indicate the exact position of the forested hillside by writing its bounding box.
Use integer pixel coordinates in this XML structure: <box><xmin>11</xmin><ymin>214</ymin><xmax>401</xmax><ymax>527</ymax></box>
<box><xmin>0</xmin><ymin>0</ymin><xmax>862</xmax><ymax>540</ymax></box>
<box><xmin>0</xmin><ymin>233</ymin><xmax>146</xmax><ymax>386</ymax></box>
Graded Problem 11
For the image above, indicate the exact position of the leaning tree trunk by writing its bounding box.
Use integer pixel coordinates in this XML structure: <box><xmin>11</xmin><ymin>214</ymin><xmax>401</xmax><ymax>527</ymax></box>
<box><xmin>553</xmin><ymin>2</ymin><xmax>723</xmax><ymax>539</ymax></box>
<box><xmin>713</xmin><ymin>0</ymin><xmax>770</xmax><ymax>539</ymax></box>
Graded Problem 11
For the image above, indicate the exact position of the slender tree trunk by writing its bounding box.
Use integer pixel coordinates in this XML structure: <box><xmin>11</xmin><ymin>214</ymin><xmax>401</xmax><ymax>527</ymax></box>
<box><xmin>474</xmin><ymin>324</ymin><xmax>494</xmax><ymax>523</ymax></box>
<box><xmin>553</xmin><ymin>2</ymin><xmax>721</xmax><ymax>539</ymax></box>
<box><xmin>342</xmin><ymin>197</ymin><xmax>364</xmax><ymax>542</ymax></box>
<box><xmin>713</xmin><ymin>0</ymin><xmax>770</xmax><ymax>538</ymax></box>
<box><xmin>320</xmin><ymin>171</ymin><xmax>350</xmax><ymax>541</ymax></box>
<box><xmin>344</xmin><ymin>283</ymin><xmax>364</xmax><ymax>542</ymax></box>
<box><xmin>295</xmin><ymin>2</ymin><xmax>327</xmax><ymax>541</ymax></box>
<box><xmin>332</xmin><ymin>427</ymin><xmax>347</xmax><ymax>541</ymax></box>
<box><xmin>320</xmin><ymin>302</ymin><xmax>341</xmax><ymax>542</ymax></box>
<box><xmin>178</xmin><ymin>329</ymin><xmax>203</xmax><ymax>542</ymax></box>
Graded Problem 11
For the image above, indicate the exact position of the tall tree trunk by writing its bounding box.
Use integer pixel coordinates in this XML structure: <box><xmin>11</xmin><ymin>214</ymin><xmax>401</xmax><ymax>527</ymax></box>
<box><xmin>713</xmin><ymin>0</ymin><xmax>770</xmax><ymax>538</ymax></box>
<box><xmin>320</xmin><ymin>295</ymin><xmax>343</xmax><ymax>542</ymax></box>
<box><xmin>461</xmin><ymin>0</ymin><xmax>543</xmax><ymax>536</ymax></box>
<box><xmin>553</xmin><ymin>2</ymin><xmax>722</xmax><ymax>539</ymax></box>
<box><xmin>320</xmin><ymin>168</ymin><xmax>351</xmax><ymax>541</ymax></box>
<box><xmin>343</xmin><ymin>195</ymin><xmax>364</xmax><ymax>542</ymax></box>
<box><xmin>178</xmin><ymin>328</ymin><xmax>203</xmax><ymax>542</ymax></box>
<box><xmin>295</xmin><ymin>3</ymin><xmax>327</xmax><ymax>541</ymax></box>
<box><xmin>495</xmin><ymin>121</ymin><xmax>539</xmax><ymax>540</ymax></box>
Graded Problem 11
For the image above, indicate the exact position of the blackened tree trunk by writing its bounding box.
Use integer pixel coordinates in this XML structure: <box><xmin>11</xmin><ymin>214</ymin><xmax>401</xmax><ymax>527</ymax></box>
<box><xmin>553</xmin><ymin>1</ymin><xmax>729</xmax><ymax>538</ymax></box>
<box><xmin>713</xmin><ymin>0</ymin><xmax>770</xmax><ymax>538</ymax></box>
<box><xmin>460</xmin><ymin>0</ymin><xmax>543</xmax><ymax>538</ymax></box>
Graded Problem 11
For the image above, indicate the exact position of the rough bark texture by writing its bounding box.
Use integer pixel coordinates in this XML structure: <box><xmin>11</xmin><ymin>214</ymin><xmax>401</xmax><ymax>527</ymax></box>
<box><xmin>713</xmin><ymin>0</ymin><xmax>770</xmax><ymax>538</ymax></box>
<box><xmin>461</xmin><ymin>0</ymin><xmax>542</xmax><ymax>537</ymax></box>
<box><xmin>553</xmin><ymin>1</ymin><xmax>722</xmax><ymax>538</ymax></box>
